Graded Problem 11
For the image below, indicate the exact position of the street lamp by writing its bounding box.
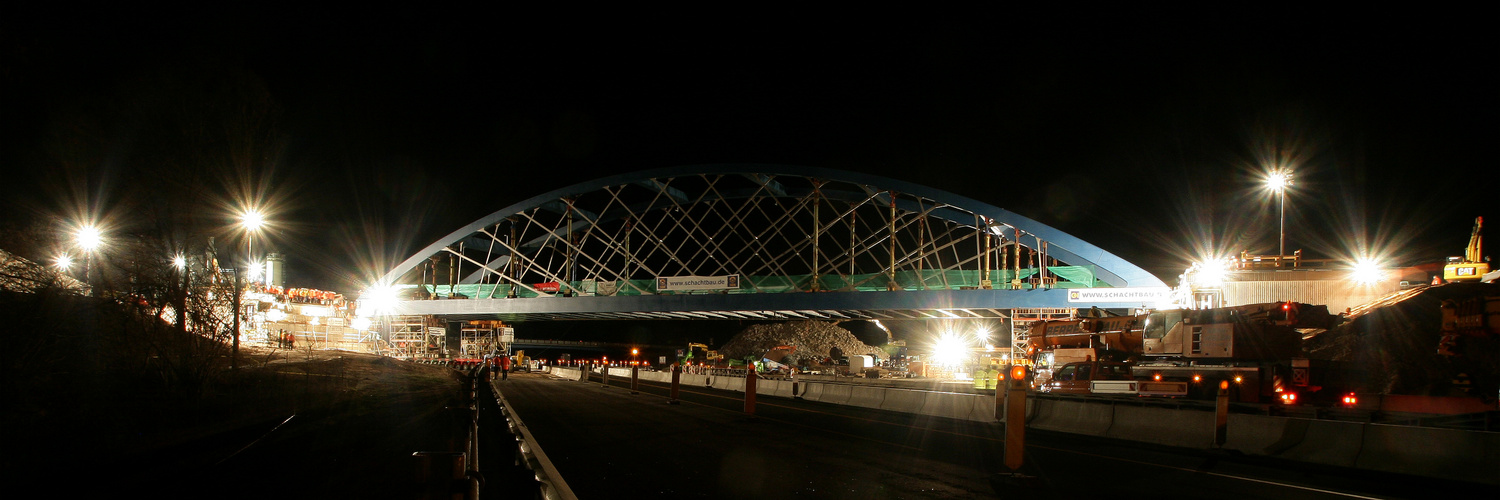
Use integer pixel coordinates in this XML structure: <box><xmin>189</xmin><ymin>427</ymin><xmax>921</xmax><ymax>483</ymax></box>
<box><xmin>232</xmin><ymin>208</ymin><xmax>269</xmax><ymax>370</ymax></box>
<box><xmin>1264</xmin><ymin>170</ymin><xmax>1293</xmax><ymax>261</ymax></box>
<box><xmin>173</xmin><ymin>252</ymin><xmax>189</xmax><ymax>337</ymax></box>
<box><xmin>74</xmin><ymin>224</ymin><xmax>104</xmax><ymax>286</ymax></box>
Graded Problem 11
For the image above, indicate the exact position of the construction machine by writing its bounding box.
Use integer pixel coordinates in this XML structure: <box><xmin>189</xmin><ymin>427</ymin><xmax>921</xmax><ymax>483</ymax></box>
<box><xmin>1443</xmin><ymin>217</ymin><xmax>1489</xmax><ymax>282</ymax></box>
<box><xmin>684</xmin><ymin>343</ymin><xmax>722</xmax><ymax>365</ymax></box>
<box><xmin>1027</xmin><ymin>302</ymin><xmax>1345</xmax><ymax>402</ymax></box>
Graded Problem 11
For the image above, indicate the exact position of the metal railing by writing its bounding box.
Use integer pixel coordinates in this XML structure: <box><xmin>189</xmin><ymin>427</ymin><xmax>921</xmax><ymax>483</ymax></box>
<box><xmin>413</xmin><ymin>367</ymin><xmax>482</xmax><ymax>499</ymax></box>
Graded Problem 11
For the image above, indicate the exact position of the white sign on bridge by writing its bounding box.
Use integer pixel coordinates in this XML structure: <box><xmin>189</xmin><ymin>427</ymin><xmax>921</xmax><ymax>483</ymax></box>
<box><xmin>656</xmin><ymin>275</ymin><xmax>740</xmax><ymax>291</ymax></box>
<box><xmin>1067</xmin><ymin>287</ymin><xmax>1170</xmax><ymax>304</ymax></box>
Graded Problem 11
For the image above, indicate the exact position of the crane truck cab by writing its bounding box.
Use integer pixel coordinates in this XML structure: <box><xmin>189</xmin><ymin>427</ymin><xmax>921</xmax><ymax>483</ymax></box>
<box><xmin>1041</xmin><ymin>360</ymin><xmax>1135</xmax><ymax>394</ymax></box>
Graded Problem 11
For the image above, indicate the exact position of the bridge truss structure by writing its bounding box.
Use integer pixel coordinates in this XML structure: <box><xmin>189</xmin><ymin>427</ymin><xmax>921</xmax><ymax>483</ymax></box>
<box><xmin>368</xmin><ymin>165</ymin><xmax>1165</xmax><ymax>360</ymax></box>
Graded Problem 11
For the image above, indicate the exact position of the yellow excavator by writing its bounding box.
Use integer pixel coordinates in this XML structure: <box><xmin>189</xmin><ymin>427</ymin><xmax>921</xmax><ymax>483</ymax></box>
<box><xmin>1443</xmin><ymin>217</ymin><xmax>1489</xmax><ymax>282</ymax></box>
<box><xmin>685</xmin><ymin>343</ymin><xmax>722</xmax><ymax>364</ymax></box>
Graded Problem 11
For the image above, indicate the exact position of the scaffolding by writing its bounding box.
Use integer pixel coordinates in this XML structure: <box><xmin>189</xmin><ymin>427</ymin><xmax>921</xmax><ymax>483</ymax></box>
<box><xmin>385</xmin><ymin>315</ymin><xmax>444</xmax><ymax>359</ymax></box>
<box><xmin>1009</xmin><ymin>308</ymin><xmax>1075</xmax><ymax>362</ymax></box>
<box><xmin>460</xmin><ymin>320</ymin><xmax>503</xmax><ymax>358</ymax></box>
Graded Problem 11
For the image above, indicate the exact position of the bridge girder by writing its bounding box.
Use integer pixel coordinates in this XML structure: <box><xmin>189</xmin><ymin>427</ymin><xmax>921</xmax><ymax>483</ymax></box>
<box><xmin>372</xmin><ymin>165</ymin><xmax>1163</xmax><ymax>313</ymax></box>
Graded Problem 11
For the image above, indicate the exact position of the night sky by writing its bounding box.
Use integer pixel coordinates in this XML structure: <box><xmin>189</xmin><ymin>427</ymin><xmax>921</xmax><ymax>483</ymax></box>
<box><xmin>3</xmin><ymin>7</ymin><xmax>1494</xmax><ymax>296</ymax></box>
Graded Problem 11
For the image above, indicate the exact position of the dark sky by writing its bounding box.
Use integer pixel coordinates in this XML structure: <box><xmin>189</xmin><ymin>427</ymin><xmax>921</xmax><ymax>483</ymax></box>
<box><xmin>2</xmin><ymin>7</ymin><xmax>1494</xmax><ymax>295</ymax></box>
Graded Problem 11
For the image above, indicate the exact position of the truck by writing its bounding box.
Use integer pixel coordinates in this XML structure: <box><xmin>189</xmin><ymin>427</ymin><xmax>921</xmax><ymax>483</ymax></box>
<box><xmin>1039</xmin><ymin>358</ymin><xmax>1137</xmax><ymax>395</ymax></box>
<box><xmin>1028</xmin><ymin>302</ymin><xmax>1345</xmax><ymax>403</ymax></box>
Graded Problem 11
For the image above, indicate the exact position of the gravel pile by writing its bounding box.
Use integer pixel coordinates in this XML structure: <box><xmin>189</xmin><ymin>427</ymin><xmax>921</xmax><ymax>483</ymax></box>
<box><xmin>717</xmin><ymin>321</ymin><xmax>886</xmax><ymax>366</ymax></box>
<box><xmin>1304</xmin><ymin>282</ymin><xmax>1499</xmax><ymax>397</ymax></box>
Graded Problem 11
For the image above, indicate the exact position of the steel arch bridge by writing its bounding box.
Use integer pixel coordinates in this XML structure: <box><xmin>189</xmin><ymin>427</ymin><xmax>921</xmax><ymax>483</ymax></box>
<box><xmin>368</xmin><ymin>165</ymin><xmax>1164</xmax><ymax>329</ymax></box>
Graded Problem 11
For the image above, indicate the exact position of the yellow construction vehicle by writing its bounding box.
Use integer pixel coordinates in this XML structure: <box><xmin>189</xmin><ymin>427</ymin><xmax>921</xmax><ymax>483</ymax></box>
<box><xmin>685</xmin><ymin>343</ymin><xmax>722</xmax><ymax>364</ymax></box>
<box><xmin>1443</xmin><ymin>217</ymin><xmax>1489</xmax><ymax>282</ymax></box>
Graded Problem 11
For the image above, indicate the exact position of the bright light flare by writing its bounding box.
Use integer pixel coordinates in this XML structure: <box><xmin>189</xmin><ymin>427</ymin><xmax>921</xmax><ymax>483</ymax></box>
<box><xmin>54</xmin><ymin>254</ymin><xmax>74</xmax><ymax>271</ymax></box>
<box><xmin>360</xmin><ymin>282</ymin><xmax>401</xmax><ymax>317</ymax></box>
<box><xmin>974</xmin><ymin>326</ymin><xmax>992</xmax><ymax>345</ymax></box>
<box><xmin>241</xmin><ymin>209</ymin><xmax>267</xmax><ymax>232</ymax></box>
<box><xmin>172</xmin><ymin>254</ymin><xmax>187</xmax><ymax>270</ymax></box>
<box><xmin>247</xmin><ymin>260</ymin><xmax>264</xmax><ymax>280</ymax></box>
<box><xmin>75</xmin><ymin>225</ymin><xmax>104</xmax><ymax>252</ymax></box>
<box><xmin>1187</xmin><ymin>257</ymin><xmax>1233</xmax><ymax>287</ymax></box>
<box><xmin>929</xmin><ymin>330</ymin><xmax>971</xmax><ymax>367</ymax></box>
<box><xmin>1350</xmin><ymin>258</ymin><xmax>1385</xmax><ymax>284</ymax></box>
<box><xmin>350</xmin><ymin>317</ymin><xmax>372</xmax><ymax>331</ymax></box>
<box><xmin>1264</xmin><ymin>170</ymin><xmax>1293</xmax><ymax>193</ymax></box>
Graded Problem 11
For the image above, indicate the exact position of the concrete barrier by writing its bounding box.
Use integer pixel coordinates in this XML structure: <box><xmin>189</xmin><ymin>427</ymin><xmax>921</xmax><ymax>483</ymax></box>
<box><xmin>762</xmin><ymin>380</ymin><xmax>794</xmax><ymax>398</ymax></box>
<box><xmin>879</xmin><ymin>388</ymin><xmax>928</xmax><ymax>414</ymax></box>
<box><xmin>1257</xmin><ymin>418</ymin><xmax>1363</xmax><ymax>467</ymax></box>
<box><xmin>847</xmin><ymin>386</ymin><xmax>887</xmax><ymax>409</ymax></box>
<box><xmin>1105</xmin><ymin>405</ymin><xmax>1215</xmax><ymax>449</ymax></box>
<box><xmin>916</xmin><ymin>392</ymin><xmax>986</xmax><ymax>422</ymax></box>
<box><xmin>1026</xmin><ymin>399</ymin><xmax>1112</xmax><ymax>437</ymax></box>
<box><xmin>1356</xmin><ymin>423</ymin><xmax>1500</xmax><ymax>484</ymax></box>
<box><xmin>716</xmin><ymin>376</ymin><xmax>744</xmax><ymax>392</ymax></box>
<box><xmin>798</xmin><ymin>382</ymin><xmax>826</xmax><ymax>402</ymax></box>
<box><xmin>819</xmin><ymin>383</ymin><xmax>853</xmax><ymax>405</ymax></box>
<box><xmin>681</xmin><ymin>374</ymin><xmax>709</xmax><ymax>387</ymax></box>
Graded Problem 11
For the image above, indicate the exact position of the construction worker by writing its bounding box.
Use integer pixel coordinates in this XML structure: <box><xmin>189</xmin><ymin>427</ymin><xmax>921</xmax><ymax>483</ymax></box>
<box><xmin>972</xmin><ymin>365</ymin><xmax>989</xmax><ymax>391</ymax></box>
<box><xmin>500</xmin><ymin>354</ymin><xmax>511</xmax><ymax>380</ymax></box>
<box><xmin>985</xmin><ymin>362</ymin><xmax>1000</xmax><ymax>390</ymax></box>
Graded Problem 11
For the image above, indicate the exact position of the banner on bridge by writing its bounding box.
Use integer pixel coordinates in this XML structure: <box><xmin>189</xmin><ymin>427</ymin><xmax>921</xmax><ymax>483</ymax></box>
<box><xmin>656</xmin><ymin>274</ymin><xmax>740</xmax><ymax>291</ymax></box>
<box><xmin>1067</xmin><ymin>287</ymin><xmax>1170</xmax><ymax>304</ymax></box>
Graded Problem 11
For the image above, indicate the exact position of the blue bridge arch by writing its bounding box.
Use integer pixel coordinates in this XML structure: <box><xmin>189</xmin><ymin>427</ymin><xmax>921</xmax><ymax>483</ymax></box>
<box><xmin>364</xmin><ymin>164</ymin><xmax>1165</xmax><ymax>324</ymax></box>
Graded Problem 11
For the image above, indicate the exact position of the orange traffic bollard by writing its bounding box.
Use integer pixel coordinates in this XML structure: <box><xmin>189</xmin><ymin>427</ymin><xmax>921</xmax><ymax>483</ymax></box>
<box><xmin>1004</xmin><ymin>365</ymin><xmax>1027</xmax><ymax>471</ymax></box>
<box><xmin>744</xmin><ymin>368</ymin><xmax>757</xmax><ymax>416</ymax></box>
<box><xmin>631</xmin><ymin>365</ymin><xmax>640</xmax><ymax>394</ymax></box>
<box><xmin>1215</xmin><ymin>380</ymin><xmax>1229</xmax><ymax>447</ymax></box>
<box><xmin>669</xmin><ymin>363</ymin><xmax>681</xmax><ymax>404</ymax></box>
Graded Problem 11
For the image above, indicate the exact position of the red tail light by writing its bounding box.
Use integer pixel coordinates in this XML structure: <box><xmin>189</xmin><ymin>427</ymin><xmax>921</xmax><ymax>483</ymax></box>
<box><xmin>1342</xmin><ymin>393</ymin><xmax>1358</xmax><ymax>406</ymax></box>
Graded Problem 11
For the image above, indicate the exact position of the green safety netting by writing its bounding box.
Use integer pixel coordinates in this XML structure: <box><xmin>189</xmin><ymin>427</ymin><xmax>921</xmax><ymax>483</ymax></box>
<box><xmin>411</xmin><ymin>266</ymin><xmax>1108</xmax><ymax>298</ymax></box>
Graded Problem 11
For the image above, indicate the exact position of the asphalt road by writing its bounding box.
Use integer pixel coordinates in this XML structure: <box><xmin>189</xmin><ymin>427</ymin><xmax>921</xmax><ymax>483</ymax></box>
<box><xmin>494</xmin><ymin>370</ymin><xmax>1456</xmax><ymax>499</ymax></box>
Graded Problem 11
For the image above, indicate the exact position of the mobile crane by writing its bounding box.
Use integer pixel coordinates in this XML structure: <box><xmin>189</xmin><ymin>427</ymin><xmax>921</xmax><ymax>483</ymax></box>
<box><xmin>1028</xmin><ymin>302</ymin><xmax>1345</xmax><ymax>403</ymax></box>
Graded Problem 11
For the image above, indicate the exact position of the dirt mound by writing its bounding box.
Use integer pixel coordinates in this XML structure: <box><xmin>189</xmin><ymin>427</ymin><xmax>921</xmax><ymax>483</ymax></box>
<box><xmin>1304</xmin><ymin>282</ymin><xmax>1499</xmax><ymax>397</ymax></box>
<box><xmin>717</xmin><ymin>321</ymin><xmax>885</xmax><ymax>366</ymax></box>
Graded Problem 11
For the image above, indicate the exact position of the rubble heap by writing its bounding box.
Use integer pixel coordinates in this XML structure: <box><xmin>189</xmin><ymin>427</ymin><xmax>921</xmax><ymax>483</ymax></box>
<box><xmin>1304</xmin><ymin>282</ymin><xmax>1499</xmax><ymax>397</ymax></box>
<box><xmin>717</xmin><ymin>321</ymin><xmax>885</xmax><ymax>366</ymax></box>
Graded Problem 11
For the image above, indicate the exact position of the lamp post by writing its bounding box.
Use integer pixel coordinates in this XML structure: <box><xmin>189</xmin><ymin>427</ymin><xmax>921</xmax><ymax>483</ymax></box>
<box><xmin>174</xmin><ymin>254</ymin><xmax>189</xmax><ymax>338</ymax></box>
<box><xmin>1265</xmin><ymin>171</ymin><xmax>1293</xmax><ymax>261</ymax></box>
<box><xmin>232</xmin><ymin>209</ymin><xmax>267</xmax><ymax>371</ymax></box>
<box><xmin>75</xmin><ymin>224</ymin><xmax>104</xmax><ymax>292</ymax></box>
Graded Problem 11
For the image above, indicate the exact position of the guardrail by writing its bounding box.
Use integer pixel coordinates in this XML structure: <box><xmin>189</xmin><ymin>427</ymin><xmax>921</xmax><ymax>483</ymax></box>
<box><xmin>502</xmin><ymin>368</ymin><xmax>579</xmax><ymax>500</ymax></box>
<box><xmin>413</xmin><ymin>366</ymin><xmax>482</xmax><ymax>499</ymax></box>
